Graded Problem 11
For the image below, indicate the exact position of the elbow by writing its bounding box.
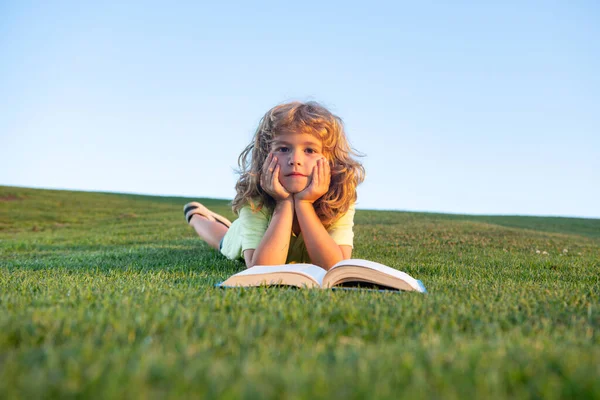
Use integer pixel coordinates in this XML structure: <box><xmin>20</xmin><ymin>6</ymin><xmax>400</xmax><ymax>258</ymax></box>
<box><xmin>319</xmin><ymin>247</ymin><xmax>347</xmax><ymax>270</ymax></box>
<box><xmin>246</xmin><ymin>253</ymin><xmax>287</xmax><ymax>269</ymax></box>
<box><xmin>321</xmin><ymin>256</ymin><xmax>344</xmax><ymax>271</ymax></box>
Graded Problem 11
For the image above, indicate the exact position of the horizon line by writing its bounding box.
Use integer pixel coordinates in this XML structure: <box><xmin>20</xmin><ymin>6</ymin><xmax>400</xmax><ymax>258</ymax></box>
<box><xmin>2</xmin><ymin>183</ymin><xmax>599</xmax><ymax>220</ymax></box>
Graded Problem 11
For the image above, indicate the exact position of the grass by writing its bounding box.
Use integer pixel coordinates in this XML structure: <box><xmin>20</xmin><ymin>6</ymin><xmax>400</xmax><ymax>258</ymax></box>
<box><xmin>1</xmin><ymin>185</ymin><xmax>599</xmax><ymax>399</ymax></box>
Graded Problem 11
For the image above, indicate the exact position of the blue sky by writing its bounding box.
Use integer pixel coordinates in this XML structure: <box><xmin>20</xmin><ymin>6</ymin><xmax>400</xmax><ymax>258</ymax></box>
<box><xmin>1</xmin><ymin>1</ymin><xmax>599</xmax><ymax>218</ymax></box>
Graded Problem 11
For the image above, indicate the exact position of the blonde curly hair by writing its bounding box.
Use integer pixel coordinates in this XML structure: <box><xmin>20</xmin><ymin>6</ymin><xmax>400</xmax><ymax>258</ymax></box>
<box><xmin>232</xmin><ymin>101</ymin><xmax>365</xmax><ymax>228</ymax></box>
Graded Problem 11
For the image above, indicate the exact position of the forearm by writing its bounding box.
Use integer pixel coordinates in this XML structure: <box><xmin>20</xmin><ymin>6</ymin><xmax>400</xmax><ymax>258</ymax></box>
<box><xmin>251</xmin><ymin>199</ymin><xmax>294</xmax><ymax>266</ymax></box>
<box><xmin>295</xmin><ymin>201</ymin><xmax>343</xmax><ymax>270</ymax></box>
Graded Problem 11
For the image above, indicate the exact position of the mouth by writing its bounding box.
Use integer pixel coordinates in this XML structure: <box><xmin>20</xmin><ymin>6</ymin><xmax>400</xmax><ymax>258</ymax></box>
<box><xmin>286</xmin><ymin>173</ymin><xmax>307</xmax><ymax>177</ymax></box>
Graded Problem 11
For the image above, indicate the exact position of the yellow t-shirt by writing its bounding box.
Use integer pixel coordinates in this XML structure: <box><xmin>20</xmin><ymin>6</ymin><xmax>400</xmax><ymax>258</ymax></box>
<box><xmin>220</xmin><ymin>203</ymin><xmax>356</xmax><ymax>263</ymax></box>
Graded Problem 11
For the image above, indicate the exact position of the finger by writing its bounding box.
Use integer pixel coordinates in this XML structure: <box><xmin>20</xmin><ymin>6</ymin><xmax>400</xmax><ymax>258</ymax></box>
<box><xmin>273</xmin><ymin>164</ymin><xmax>280</xmax><ymax>184</ymax></box>
<box><xmin>319</xmin><ymin>159</ymin><xmax>325</xmax><ymax>183</ymax></box>
<box><xmin>270</xmin><ymin>157</ymin><xmax>278</xmax><ymax>179</ymax></box>
<box><xmin>263</xmin><ymin>153</ymin><xmax>274</xmax><ymax>173</ymax></box>
<box><xmin>262</xmin><ymin>155</ymin><xmax>276</xmax><ymax>188</ymax></box>
<box><xmin>323</xmin><ymin>159</ymin><xmax>330</xmax><ymax>184</ymax></box>
<box><xmin>260</xmin><ymin>173</ymin><xmax>267</xmax><ymax>189</ymax></box>
<box><xmin>268</xmin><ymin>155</ymin><xmax>275</xmax><ymax>172</ymax></box>
<box><xmin>261</xmin><ymin>155</ymin><xmax>271</xmax><ymax>182</ymax></box>
<box><xmin>269</xmin><ymin>160</ymin><xmax>280</xmax><ymax>188</ymax></box>
<box><xmin>312</xmin><ymin>162</ymin><xmax>319</xmax><ymax>188</ymax></box>
<box><xmin>265</xmin><ymin>156</ymin><xmax>276</xmax><ymax>181</ymax></box>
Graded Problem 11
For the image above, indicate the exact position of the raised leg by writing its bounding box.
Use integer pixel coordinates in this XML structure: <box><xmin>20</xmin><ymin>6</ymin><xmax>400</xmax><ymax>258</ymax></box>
<box><xmin>189</xmin><ymin>214</ymin><xmax>229</xmax><ymax>250</ymax></box>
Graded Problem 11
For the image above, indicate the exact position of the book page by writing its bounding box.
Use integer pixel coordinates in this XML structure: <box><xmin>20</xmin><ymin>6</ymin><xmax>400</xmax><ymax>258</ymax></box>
<box><xmin>326</xmin><ymin>259</ymin><xmax>423</xmax><ymax>291</ymax></box>
<box><xmin>224</xmin><ymin>264</ymin><xmax>328</xmax><ymax>287</ymax></box>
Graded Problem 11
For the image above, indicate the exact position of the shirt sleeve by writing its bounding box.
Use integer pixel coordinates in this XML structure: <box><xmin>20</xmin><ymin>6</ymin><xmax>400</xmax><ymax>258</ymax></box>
<box><xmin>327</xmin><ymin>203</ymin><xmax>356</xmax><ymax>247</ymax></box>
<box><xmin>239</xmin><ymin>206</ymin><xmax>270</xmax><ymax>252</ymax></box>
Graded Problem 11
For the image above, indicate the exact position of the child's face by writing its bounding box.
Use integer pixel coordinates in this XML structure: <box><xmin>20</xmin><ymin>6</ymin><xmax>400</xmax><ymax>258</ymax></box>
<box><xmin>270</xmin><ymin>132</ymin><xmax>325</xmax><ymax>194</ymax></box>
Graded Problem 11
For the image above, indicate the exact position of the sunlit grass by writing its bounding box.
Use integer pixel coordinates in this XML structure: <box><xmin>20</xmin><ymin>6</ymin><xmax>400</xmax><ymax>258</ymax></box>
<box><xmin>1</xmin><ymin>186</ymin><xmax>599</xmax><ymax>399</ymax></box>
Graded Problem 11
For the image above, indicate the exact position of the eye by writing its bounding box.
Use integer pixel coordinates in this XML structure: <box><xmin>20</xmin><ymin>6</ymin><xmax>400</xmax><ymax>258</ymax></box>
<box><xmin>275</xmin><ymin>146</ymin><xmax>289</xmax><ymax>153</ymax></box>
<box><xmin>305</xmin><ymin>148</ymin><xmax>317</xmax><ymax>154</ymax></box>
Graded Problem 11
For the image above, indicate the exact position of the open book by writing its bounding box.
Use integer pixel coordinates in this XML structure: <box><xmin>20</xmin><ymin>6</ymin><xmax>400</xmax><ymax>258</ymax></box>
<box><xmin>218</xmin><ymin>259</ymin><xmax>427</xmax><ymax>292</ymax></box>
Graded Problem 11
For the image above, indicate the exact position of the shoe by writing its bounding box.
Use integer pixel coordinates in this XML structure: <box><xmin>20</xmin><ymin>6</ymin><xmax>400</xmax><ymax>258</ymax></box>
<box><xmin>183</xmin><ymin>202</ymin><xmax>232</xmax><ymax>228</ymax></box>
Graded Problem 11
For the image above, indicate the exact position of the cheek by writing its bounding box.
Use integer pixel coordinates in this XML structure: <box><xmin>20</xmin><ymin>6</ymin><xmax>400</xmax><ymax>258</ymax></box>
<box><xmin>276</xmin><ymin>160</ymin><xmax>287</xmax><ymax>184</ymax></box>
<box><xmin>307</xmin><ymin>158</ymin><xmax>322</xmax><ymax>171</ymax></box>
<box><xmin>275</xmin><ymin>159</ymin><xmax>286</xmax><ymax>175</ymax></box>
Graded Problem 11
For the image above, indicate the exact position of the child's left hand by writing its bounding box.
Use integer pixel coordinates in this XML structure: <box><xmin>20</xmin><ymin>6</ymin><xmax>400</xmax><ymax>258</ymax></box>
<box><xmin>295</xmin><ymin>158</ymin><xmax>331</xmax><ymax>204</ymax></box>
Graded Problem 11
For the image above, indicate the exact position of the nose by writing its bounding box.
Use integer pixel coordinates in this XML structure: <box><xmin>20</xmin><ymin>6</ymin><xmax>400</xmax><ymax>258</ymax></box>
<box><xmin>287</xmin><ymin>150</ymin><xmax>302</xmax><ymax>166</ymax></box>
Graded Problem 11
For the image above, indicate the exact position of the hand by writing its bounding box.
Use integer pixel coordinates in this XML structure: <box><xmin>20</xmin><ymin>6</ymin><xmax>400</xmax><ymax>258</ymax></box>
<box><xmin>294</xmin><ymin>158</ymin><xmax>331</xmax><ymax>204</ymax></box>
<box><xmin>260</xmin><ymin>153</ymin><xmax>292</xmax><ymax>202</ymax></box>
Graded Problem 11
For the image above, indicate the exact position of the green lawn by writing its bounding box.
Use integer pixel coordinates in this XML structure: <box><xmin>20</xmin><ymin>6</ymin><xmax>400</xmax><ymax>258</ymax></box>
<box><xmin>1</xmin><ymin>186</ymin><xmax>598</xmax><ymax>399</ymax></box>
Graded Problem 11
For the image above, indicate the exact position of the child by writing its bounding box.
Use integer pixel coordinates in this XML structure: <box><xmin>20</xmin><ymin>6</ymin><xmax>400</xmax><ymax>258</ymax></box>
<box><xmin>183</xmin><ymin>101</ymin><xmax>365</xmax><ymax>270</ymax></box>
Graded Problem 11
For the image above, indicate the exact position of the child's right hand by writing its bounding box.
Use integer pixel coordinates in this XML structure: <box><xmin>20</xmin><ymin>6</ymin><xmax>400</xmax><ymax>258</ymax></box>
<box><xmin>260</xmin><ymin>153</ymin><xmax>292</xmax><ymax>202</ymax></box>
